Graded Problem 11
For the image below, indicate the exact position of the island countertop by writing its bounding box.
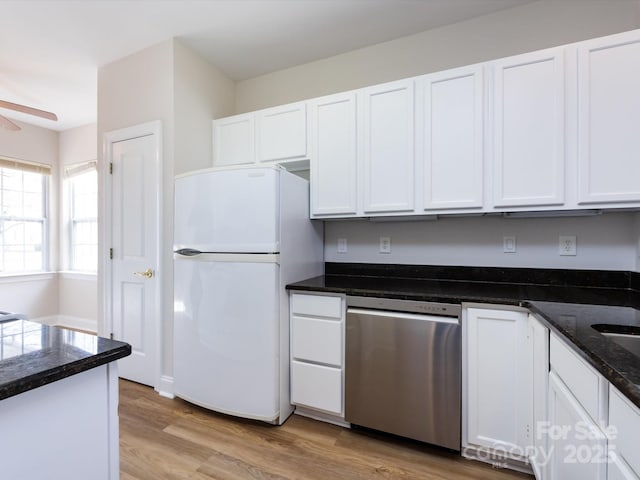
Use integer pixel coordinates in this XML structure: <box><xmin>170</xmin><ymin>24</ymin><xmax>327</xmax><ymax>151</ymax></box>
<box><xmin>0</xmin><ymin>318</ymin><xmax>131</xmax><ymax>401</ymax></box>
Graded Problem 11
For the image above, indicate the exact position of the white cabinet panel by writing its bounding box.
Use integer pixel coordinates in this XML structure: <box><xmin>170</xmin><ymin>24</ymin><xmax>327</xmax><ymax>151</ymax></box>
<box><xmin>291</xmin><ymin>361</ymin><xmax>342</xmax><ymax>415</ymax></box>
<box><xmin>291</xmin><ymin>293</ymin><xmax>342</xmax><ymax>318</ymax></box>
<box><xmin>550</xmin><ymin>333</ymin><xmax>605</xmax><ymax>425</ymax></box>
<box><xmin>547</xmin><ymin>371</ymin><xmax>607</xmax><ymax>480</ymax></box>
<box><xmin>420</xmin><ymin>65</ymin><xmax>484</xmax><ymax>210</ymax></box>
<box><xmin>256</xmin><ymin>103</ymin><xmax>307</xmax><ymax>162</ymax></box>
<box><xmin>492</xmin><ymin>48</ymin><xmax>565</xmax><ymax>208</ymax></box>
<box><xmin>291</xmin><ymin>316</ymin><xmax>342</xmax><ymax>366</ymax></box>
<box><xmin>577</xmin><ymin>31</ymin><xmax>640</xmax><ymax>204</ymax></box>
<box><xmin>530</xmin><ymin>314</ymin><xmax>550</xmax><ymax>478</ymax></box>
<box><xmin>309</xmin><ymin>92</ymin><xmax>358</xmax><ymax>216</ymax></box>
<box><xmin>213</xmin><ymin>113</ymin><xmax>255</xmax><ymax>167</ymax></box>
<box><xmin>609</xmin><ymin>385</ymin><xmax>640</xmax><ymax>476</ymax></box>
<box><xmin>466</xmin><ymin>308</ymin><xmax>531</xmax><ymax>456</ymax></box>
<box><xmin>608</xmin><ymin>456</ymin><xmax>639</xmax><ymax>480</ymax></box>
<box><xmin>361</xmin><ymin>80</ymin><xmax>415</xmax><ymax>214</ymax></box>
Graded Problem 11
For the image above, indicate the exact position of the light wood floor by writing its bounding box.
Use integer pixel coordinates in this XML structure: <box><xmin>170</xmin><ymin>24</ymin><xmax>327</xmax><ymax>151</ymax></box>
<box><xmin>119</xmin><ymin>379</ymin><xmax>532</xmax><ymax>480</ymax></box>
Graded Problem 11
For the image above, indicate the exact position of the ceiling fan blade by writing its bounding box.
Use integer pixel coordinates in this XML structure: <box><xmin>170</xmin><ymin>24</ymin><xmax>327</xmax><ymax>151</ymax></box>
<box><xmin>0</xmin><ymin>100</ymin><xmax>58</xmax><ymax>121</ymax></box>
<box><xmin>0</xmin><ymin>114</ymin><xmax>21</xmax><ymax>131</ymax></box>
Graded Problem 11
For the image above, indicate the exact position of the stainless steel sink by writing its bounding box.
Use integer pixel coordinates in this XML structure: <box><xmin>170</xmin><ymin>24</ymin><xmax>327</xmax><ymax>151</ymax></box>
<box><xmin>592</xmin><ymin>324</ymin><xmax>640</xmax><ymax>358</ymax></box>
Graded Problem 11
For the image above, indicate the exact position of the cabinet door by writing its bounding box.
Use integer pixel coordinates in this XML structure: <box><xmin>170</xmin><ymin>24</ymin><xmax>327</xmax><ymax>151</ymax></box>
<box><xmin>361</xmin><ymin>80</ymin><xmax>415</xmax><ymax>214</ymax></box>
<box><xmin>420</xmin><ymin>65</ymin><xmax>484</xmax><ymax>210</ymax></box>
<box><xmin>577</xmin><ymin>31</ymin><xmax>640</xmax><ymax>205</ymax></box>
<box><xmin>308</xmin><ymin>92</ymin><xmax>358</xmax><ymax>216</ymax></box>
<box><xmin>466</xmin><ymin>308</ymin><xmax>531</xmax><ymax>455</ymax></box>
<box><xmin>547</xmin><ymin>372</ymin><xmax>607</xmax><ymax>480</ymax></box>
<box><xmin>213</xmin><ymin>113</ymin><xmax>255</xmax><ymax>166</ymax></box>
<box><xmin>492</xmin><ymin>47</ymin><xmax>565</xmax><ymax>208</ymax></box>
<box><xmin>256</xmin><ymin>103</ymin><xmax>307</xmax><ymax>162</ymax></box>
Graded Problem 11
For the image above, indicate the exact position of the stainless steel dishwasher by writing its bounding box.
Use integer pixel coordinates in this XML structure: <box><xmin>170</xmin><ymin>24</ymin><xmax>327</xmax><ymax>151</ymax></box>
<box><xmin>345</xmin><ymin>296</ymin><xmax>461</xmax><ymax>450</ymax></box>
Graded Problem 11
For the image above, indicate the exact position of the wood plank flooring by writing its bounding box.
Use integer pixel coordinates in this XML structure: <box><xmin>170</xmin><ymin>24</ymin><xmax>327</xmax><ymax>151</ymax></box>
<box><xmin>119</xmin><ymin>380</ymin><xmax>532</xmax><ymax>480</ymax></box>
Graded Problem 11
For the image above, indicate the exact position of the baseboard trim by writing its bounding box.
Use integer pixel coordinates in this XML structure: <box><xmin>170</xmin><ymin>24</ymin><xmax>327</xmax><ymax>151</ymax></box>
<box><xmin>156</xmin><ymin>375</ymin><xmax>174</xmax><ymax>399</ymax></box>
<box><xmin>33</xmin><ymin>314</ymin><xmax>98</xmax><ymax>334</ymax></box>
<box><xmin>293</xmin><ymin>406</ymin><xmax>350</xmax><ymax>428</ymax></box>
<box><xmin>462</xmin><ymin>445</ymin><xmax>534</xmax><ymax>475</ymax></box>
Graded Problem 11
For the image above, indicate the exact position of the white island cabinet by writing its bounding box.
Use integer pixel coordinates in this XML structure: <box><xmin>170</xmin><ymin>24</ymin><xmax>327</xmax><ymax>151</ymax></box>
<box><xmin>0</xmin><ymin>319</ymin><xmax>129</xmax><ymax>480</ymax></box>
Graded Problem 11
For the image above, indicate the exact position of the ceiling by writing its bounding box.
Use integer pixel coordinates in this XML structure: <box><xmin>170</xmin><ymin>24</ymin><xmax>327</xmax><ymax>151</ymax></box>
<box><xmin>0</xmin><ymin>0</ymin><xmax>535</xmax><ymax>131</ymax></box>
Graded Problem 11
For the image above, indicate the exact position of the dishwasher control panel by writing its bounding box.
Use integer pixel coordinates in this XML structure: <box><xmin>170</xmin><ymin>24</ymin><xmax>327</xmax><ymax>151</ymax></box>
<box><xmin>346</xmin><ymin>296</ymin><xmax>461</xmax><ymax>317</ymax></box>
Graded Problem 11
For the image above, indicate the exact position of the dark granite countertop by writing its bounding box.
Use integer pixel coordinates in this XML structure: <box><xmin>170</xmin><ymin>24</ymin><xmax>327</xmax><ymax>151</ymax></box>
<box><xmin>287</xmin><ymin>263</ymin><xmax>640</xmax><ymax>409</ymax></box>
<box><xmin>0</xmin><ymin>319</ymin><xmax>131</xmax><ymax>401</ymax></box>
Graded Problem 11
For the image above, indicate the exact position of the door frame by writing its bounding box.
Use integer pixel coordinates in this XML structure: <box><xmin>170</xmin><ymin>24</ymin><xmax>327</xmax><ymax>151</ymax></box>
<box><xmin>101</xmin><ymin>120</ymin><xmax>163</xmax><ymax>390</ymax></box>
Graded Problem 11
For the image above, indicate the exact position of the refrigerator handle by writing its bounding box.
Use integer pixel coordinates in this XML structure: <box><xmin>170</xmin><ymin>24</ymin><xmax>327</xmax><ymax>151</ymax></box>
<box><xmin>174</xmin><ymin>248</ymin><xmax>202</xmax><ymax>256</ymax></box>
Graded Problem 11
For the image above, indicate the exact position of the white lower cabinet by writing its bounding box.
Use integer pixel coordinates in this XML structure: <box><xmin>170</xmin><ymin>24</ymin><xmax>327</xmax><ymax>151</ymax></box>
<box><xmin>547</xmin><ymin>371</ymin><xmax>607</xmax><ymax>480</ymax></box>
<box><xmin>547</xmin><ymin>333</ymin><xmax>609</xmax><ymax>480</ymax></box>
<box><xmin>463</xmin><ymin>308</ymin><xmax>548</xmax><ymax>470</ymax></box>
<box><xmin>609</xmin><ymin>385</ymin><xmax>640</xmax><ymax>479</ymax></box>
<box><xmin>289</xmin><ymin>292</ymin><xmax>345</xmax><ymax>418</ymax></box>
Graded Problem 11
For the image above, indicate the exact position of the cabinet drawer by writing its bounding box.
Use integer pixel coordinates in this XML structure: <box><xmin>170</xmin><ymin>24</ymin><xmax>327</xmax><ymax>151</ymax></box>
<box><xmin>610</xmin><ymin>386</ymin><xmax>640</xmax><ymax>475</ymax></box>
<box><xmin>550</xmin><ymin>333</ymin><xmax>604</xmax><ymax>423</ymax></box>
<box><xmin>291</xmin><ymin>294</ymin><xmax>342</xmax><ymax>318</ymax></box>
<box><xmin>292</xmin><ymin>316</ymin><xmax>342</xmax><ymax>366</ymax></box>
<box><xmin>291</xmin><ymin>361</ymin><xmax>342</xmax><ymax>415</ymax></box>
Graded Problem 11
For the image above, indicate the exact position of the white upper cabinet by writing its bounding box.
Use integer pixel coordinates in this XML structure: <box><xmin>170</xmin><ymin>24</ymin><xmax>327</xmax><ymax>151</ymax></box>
<box><xmin>418</xmin><ymin>65</ymin><xmax>484</xmax><ymax>211</ymax></box>
<box><xmin>213</xmin><ymin>102</ymin><xmax>307</xmax><ymax>168</ymax></box>
<box><xmin>360</xmin><ymin>79</ymin><xmax>415</xmax><ymax>214</ymax></box>
<box><xmin>576</xmin><ymin>31</ymin><xmax>640</xmax><ymax>205</ymax></box>
<box><xmin>491</xmin><ymin>47</ymin><xmax>566</xmax><ymax>208</ymax></box>
<box><xmin>213</xmin><ymin>113</ymin><xmax>255</xmax><ymax>167</ymax></box>
<box><xmin>256</xmin><ymin>103</ymin><xmax>307</xmax><ymax>163</ymax></box>
<box><xmin>308</xmin><ymin>92</ymin><xmax>358</xmax><ymax>217</ymax></box>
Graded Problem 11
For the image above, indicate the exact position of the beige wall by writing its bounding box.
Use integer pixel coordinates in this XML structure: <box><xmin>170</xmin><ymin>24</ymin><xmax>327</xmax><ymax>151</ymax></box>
<box><xmin>235</xmin><ymin>0</ymin><xmax>640</xmax><ymax>112</ymax></box>
<box><xmin>0</xmin><ymin>120</ymin><xmax>60</xmax><ymax>318</ymax></box>
<box><xmin>174</xmin><ymin>41</ymin><xmax>235</xmax><ymax>175</ymax></box>
<box><xmin>97</xmin><ymin>39</ymin><xmax>235</xmax><ymax>385</ymax></box>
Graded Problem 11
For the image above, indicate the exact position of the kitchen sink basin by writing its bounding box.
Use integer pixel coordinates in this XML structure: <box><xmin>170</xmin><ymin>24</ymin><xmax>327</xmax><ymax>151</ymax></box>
<box><xmin>592</xmin><ymin>324</ymin><xmax>640</xmax><ymax>358</ymax></box>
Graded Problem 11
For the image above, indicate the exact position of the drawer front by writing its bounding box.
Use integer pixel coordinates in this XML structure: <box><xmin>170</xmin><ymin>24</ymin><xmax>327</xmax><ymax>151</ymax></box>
<box><xmin>292</xmin><ymin>316</ymin><xmax>342</xmax><ymax>366</ymax></box>
<box><xmin>610</xmin><ymin>386</ymin><xmax>640</xmax><ymax>475</ymax></box>
<box><xmin>291</xmin><ymin>293</ymin><xmax>342</xmax><ymax>319</ymax></box>
<box><xmin>291</xmin><ymin>361</ymin><xmax>342</xmax><ymax>415</ymax></box>
<box><xmin>550</xmin><ymin>333</ymin><xmax>602</xmax><ymax>423</ymax></box>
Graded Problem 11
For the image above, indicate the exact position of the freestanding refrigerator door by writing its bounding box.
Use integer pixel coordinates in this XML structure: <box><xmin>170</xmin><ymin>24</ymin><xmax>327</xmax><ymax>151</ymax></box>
<box><xmin>174</xmin><ymin>167</ymin><xmax>280</xmax><ymax>253</ymax></box>
<box><xmin>173</xmin><ymin>253</ymin><xmax>280</xmax><ymax>422</ymax></box>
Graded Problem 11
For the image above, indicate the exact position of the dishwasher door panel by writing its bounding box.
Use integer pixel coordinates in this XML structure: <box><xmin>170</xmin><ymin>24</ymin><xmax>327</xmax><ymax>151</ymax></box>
<box><xmin>345</xmin><ymin>308</ymin><xmax>461</xmax><ymax>450</ymax></box>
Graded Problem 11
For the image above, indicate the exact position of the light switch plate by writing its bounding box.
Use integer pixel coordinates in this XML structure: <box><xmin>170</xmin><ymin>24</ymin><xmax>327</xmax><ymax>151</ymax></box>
<box><xmin>379</xmin><ymin>236</ymin><xmax>391</xmax><ymax>254</ymax></box>
<box><xmin>503</xmin><ymin>236</ymin><xmax>516</xmax><ymax>253</ymax></box>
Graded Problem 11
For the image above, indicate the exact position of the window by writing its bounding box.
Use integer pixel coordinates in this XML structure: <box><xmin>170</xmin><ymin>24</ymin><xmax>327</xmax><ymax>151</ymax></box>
<box><xmin>0</xmin><ymin>158</ymin><xmax>49</xmax><ymax>273</ymax></box>
<box><xmin>66</xmin><ymin>161</ymin><xmax>97</xmax><ymax>272</ymax></box>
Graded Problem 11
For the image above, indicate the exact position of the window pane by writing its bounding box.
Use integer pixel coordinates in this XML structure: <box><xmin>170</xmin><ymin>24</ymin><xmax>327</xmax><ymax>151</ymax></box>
<box><xmin>68</xmin><ymin>169</ymin><xmax>97</xmax><ymax>272</ymax></box>
<box><xmin>0</xmin><ymin>166</ymin><xmax>46</xmax><ymax>273</ymax></box>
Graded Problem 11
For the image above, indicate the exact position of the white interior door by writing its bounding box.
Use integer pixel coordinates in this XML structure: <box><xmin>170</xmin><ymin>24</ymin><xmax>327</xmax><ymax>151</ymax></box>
<box><xmin>105</xmin><ymin>123</ymin><xmax>161</xmax><ymax>387</ymax></box>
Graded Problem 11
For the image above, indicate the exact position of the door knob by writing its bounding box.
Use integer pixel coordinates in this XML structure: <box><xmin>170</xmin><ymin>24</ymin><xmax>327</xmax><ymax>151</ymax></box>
<box><xmin>133</xmin><ymin>268</ymin><xmax>154</xmax><ymax>278</ymax></box>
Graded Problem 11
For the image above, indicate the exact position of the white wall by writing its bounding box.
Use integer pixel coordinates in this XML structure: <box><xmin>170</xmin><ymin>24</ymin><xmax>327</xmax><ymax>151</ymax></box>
<box><xmin>235</xmin><ymin>0</ymin><xmax>640</xmax><ymax>112</ymax></box>
<box><xmin>97</xmin><ymin>39</ymin><xmax>235</xmax><ymax>386</ymax></box>
<box><xmin>325</xmin><ymin>212</ymin><xmax>639</xmax><ymax>271</ymax></box>
<box><xmin>58</xmin><ymin>124</ymin><xmax>98</xmax><ymax>327</ymax></box>
<box><xmin>0</xmin><ymin>120</ymin><xmax>60</xmax><ymax>317</ymax></box>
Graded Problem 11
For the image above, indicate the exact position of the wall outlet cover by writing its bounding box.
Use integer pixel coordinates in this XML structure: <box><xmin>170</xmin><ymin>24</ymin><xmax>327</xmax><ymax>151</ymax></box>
<box><xmin>379</xmin><ymin>236</ymin><xmax>391</xmax><ymax>254</ymax></box>
<box><xmin>559</xmin><ymin>235</ymin><xmax>577</xmax><ymax>256</ymax></box>
<box><xmin>503</xmin><ymin>236</ymin><xmax>516</xmax><ymax>253</ymax></box>
<box><xmin>337</xmin><ymin>238</ymin><xmax>347</xmax><ymax>253</ymax></box>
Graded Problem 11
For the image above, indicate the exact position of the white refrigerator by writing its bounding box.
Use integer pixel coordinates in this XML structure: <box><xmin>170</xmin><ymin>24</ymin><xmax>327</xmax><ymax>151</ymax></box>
<box><xmin>173</xmin><ymin>165</ymin><xmax>323</xmax><ymax>424</ymax></box>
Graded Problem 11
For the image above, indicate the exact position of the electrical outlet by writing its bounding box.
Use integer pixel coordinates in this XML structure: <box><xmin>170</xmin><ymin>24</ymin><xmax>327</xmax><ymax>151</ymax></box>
<box><xmin>379</xmin><ymin>236</ymin><xmax>391</xmax><ymax>254</ymax></box>
<box><xmin>503</xmin><ymin>236</ymin><xmax>516</xmax><ymax>253</ymax></box>
<box><xmin>337</xmin><ymin>238</ymin><xmax>347</xmax><ymax>254</ymax></box>
<box><xmin>559</xmin><ymin>235</ymin><xmax>577</xmax><ymax>256</ymax></box>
